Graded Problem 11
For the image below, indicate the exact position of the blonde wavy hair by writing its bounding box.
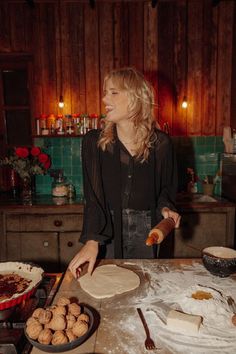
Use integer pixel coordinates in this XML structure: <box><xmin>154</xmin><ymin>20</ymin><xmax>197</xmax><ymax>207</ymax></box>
<box><xmin>98</xmin><ymin>67</ymin><xmax>157</xmax><ymax>161</ymax></box>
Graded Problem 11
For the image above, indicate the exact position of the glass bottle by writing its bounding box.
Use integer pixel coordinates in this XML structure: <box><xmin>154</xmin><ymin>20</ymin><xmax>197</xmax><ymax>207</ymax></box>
<box><xmin>55</xmin><ymin>114</ymin><xmax>65</xmax><ymax>135</ymax></box>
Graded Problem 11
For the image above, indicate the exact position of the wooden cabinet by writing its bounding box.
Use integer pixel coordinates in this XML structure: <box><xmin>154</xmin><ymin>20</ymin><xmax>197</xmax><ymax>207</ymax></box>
<box><xmin>6</xmin><ymin>231</ymin><xmax>59</xmax><ymax>270</ymax></box>
<box><xmin>0</xmin><ymin>198</ymin><xmax>235</xmax><ymax>269</ymax></box>
<box><xmin>0</xmin><ymin>204</ymin><xmax>84</xmax><ymax>272</ymax></box>
<box><xmin>173</xmin><ymin>205</ymin><xmax>235</xmax><ymax>258</ymax></box>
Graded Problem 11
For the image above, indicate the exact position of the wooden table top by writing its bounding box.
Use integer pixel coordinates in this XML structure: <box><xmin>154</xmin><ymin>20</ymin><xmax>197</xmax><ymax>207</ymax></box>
<box><xmin>30</xmin><ymin>259</ymin><xmax>236</xmax><ymax>354</ymax></box>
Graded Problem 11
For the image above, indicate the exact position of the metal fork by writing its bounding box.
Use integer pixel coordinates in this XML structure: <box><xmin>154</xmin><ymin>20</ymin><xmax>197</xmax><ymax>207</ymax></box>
<box><xmin>137</xmin><ymin>308</ymin><xmax>156</xmax><ymax>350</ymax></box>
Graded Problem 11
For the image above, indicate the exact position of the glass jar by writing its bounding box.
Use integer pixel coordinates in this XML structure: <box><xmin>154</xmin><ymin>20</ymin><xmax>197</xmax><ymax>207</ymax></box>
<box><xmin>52</xmin><ymin>173</ymin><xmax>68</xmax><ymax>197</ymax></box>
<box><xmin>90</xmin><ymin>113</ymin><xmax>99</xmax><ymax>129</ymax></box>
<box><xmin>39</xmin><ymin>114</ymin><xmax>47</xmax><ymax>133</ymax></box>
<box><xmin>47</xmin><ymin>114</ymin><xmax>56</xmax><ymax>134</ymax></box>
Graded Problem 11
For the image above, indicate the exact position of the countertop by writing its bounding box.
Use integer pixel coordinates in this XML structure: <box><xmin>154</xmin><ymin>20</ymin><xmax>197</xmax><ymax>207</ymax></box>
<box><xmin>30</xmin><ymin>259</ymin><xmax>236</xmax><ymax>354</ymax></box>
<box><xmin>0</xmin><ymin>192</ymin><xmax>234</xmax><ymax>210</ymax></box>
<box><xmin>0</xmin><ymin>193</ymin><xmax>84</xmax><ymax>211</ymax></box>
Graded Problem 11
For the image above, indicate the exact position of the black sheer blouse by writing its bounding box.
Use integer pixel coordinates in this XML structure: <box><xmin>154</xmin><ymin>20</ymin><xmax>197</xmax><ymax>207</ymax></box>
<box><xmin>102</xmin><ymin>142</ymin><xmax>151</xmax><ymax>210</ymax></box>
<box><xmin>80</xmin><ymin>128</ymin><xmax>178</xmax><ymax>257</ymax></box>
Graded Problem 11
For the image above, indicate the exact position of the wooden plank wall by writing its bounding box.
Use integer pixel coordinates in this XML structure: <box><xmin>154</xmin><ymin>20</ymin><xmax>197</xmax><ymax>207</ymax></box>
<box><xmin>0</xmin><ymin>0</ymin><xmax>235</xmax><ymax>136</ymax></box>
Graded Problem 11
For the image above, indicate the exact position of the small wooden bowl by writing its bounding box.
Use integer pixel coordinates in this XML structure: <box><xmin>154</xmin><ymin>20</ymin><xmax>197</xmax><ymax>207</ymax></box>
<box><xmin>202</xmin><ymin>246</ymin><xmax>236</xmax><ymax>277</ymax></box>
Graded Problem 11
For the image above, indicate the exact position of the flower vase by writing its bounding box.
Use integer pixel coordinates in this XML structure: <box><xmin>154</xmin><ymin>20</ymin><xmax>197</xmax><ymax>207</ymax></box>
<box><xmin>202</xmin><ymin>183</ymin><xmax>214</xmax><ymax>196</ymax></box>
<box><xmin>21</xmin><ymin>177</ymin><xmax>33</xmax><ymax>204</ymax></box>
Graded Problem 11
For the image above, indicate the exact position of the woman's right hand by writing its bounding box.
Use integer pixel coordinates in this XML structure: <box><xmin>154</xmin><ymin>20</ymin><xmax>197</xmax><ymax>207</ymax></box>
<box><xmin>68</xmin><ymin>240</ymin><xmax>99</xmax><ymax>279</ymax></box>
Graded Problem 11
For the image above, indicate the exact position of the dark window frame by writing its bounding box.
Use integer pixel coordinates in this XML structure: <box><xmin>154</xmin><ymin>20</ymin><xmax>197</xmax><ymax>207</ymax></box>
<box><xmin>0</xmin><ymin>54</ymin><xmax>33</xmax><ymax>156</ymax></box>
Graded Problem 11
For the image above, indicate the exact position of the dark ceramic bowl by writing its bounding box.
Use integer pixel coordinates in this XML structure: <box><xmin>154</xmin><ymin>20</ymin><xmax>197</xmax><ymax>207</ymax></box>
<box><xmin>202</xmin><ymin>246</ymin><xmax>236</xmax><ymax>277</ymax></box>
<box><xmin>24</xmin><ymin>306</ymin><xmax>94</xmax><ymax>353</ymax></box>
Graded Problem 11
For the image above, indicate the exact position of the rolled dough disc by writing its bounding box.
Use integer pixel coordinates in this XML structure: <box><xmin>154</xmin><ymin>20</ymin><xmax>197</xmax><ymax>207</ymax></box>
<box><xmin>79</xmin><ymin>264</ymin><xmax>140</xmax><ymax>299</ymax></box>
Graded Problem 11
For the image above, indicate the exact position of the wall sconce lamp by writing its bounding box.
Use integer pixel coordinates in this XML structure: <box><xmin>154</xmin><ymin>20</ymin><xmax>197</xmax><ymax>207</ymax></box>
<box><xmin>58</xmin><ymin>95</ymin><xmax>64</xmax><ymax>108</ymax></box>
<box><xmin>182</xmin><ymin>96</ymin><xmax>188</xmax><ymax>109</ymax></box>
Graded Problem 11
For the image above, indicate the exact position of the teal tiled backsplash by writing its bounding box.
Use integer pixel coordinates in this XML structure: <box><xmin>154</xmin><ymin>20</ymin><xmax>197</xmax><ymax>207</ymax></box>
<box><xmin>173</xmin><ymin>136</ymin><xmax>224</xmax><ymax>195</ymax></box>
<box><xmin>34</xmin><ymin>137</ymin><xmax>83</xmax><ymax>196</ymax></box>
<box><xmin>34</xmin><ymin>136</ymin><xmax>224</xmax><ymax>196</ymax></box>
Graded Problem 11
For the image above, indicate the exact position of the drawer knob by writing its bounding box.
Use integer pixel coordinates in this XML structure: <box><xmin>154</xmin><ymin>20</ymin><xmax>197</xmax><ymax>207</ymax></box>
<box><xmin>54</xmin><ymin>220</ymin><xmax>63</xmax><ymax>227</ymax></box>
<box><xmin>43</xmin><ymin>241</ymin><xmax>49</xmax><ymax>247</ymax></box>
<box><xmin>67</xmin><ymin>241</ymin><xmax>73</xmax><ymax>247</ymax></box>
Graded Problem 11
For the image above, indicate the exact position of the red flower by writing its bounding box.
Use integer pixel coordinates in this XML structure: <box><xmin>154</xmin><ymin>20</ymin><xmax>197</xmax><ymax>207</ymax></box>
<box><xmin>31</xmin><ymin>147</ymin><xmax>41</xmax><ymax>156</ymax></box>
<box><xmin>43</xmin><ymin>159</ymin><xmax>51</xmax><ymax>169</ymax></box>
<box><xmin>15</xmin><ymin>147</ymin><xmax>29</xmax><ymax>158</ymax></box>
<box><xmin>38</xmin><ymin>153</ymin><xmax>49</xmax><ymax>164</ymax></box>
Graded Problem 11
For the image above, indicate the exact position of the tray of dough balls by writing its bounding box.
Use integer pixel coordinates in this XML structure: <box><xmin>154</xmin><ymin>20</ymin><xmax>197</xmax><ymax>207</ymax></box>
<box><xmin>24</xmin><ymin>296</ymin><xmax>94</xmax><ymax>352</ymax></box>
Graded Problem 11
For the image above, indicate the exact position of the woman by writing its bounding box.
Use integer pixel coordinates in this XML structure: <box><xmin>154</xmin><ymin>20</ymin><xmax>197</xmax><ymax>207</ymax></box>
<box><xmin>69</xmin><ymin>67</ymin><xmax>180</xmax><ymax>278</ymax></box>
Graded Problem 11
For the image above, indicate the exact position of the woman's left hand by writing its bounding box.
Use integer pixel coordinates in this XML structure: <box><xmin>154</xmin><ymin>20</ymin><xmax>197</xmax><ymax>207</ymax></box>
<box><xmin>161</xmin><ymin>207</ymin><xmax>181</xmax><ymax>228</ymax></box>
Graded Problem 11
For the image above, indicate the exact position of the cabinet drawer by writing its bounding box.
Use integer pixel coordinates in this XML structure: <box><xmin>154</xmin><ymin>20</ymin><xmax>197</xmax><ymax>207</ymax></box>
<box><xmin>173</xmin><ymin>212</ymin><xmax>229</xmax><ymax>258</ymax></box>
<box><xmin>6</xmin><ymin>214</ymin><xmax>83</xmax><ymax>232</ymax></box>
<box><xmin>6</xmin><ymin>232</ymin><xmax>59</xmax><ymax>270</ymax></box>
<box><xmin>59</xmin><ymin>232</ymin><xmax>83</xmax><ymax>271</ymax></box>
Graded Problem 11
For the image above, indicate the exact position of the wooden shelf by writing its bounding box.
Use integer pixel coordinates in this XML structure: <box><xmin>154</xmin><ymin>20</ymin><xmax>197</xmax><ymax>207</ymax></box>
<box><xmin>32</xmin><ymin>134</ymin><xmax>84</xmax><ymax>138</ymax></box>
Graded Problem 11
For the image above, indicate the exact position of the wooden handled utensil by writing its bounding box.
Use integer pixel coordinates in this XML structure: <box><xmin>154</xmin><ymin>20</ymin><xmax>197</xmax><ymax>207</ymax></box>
<box><xmin>137</xmin><ymin>308</ymin><xmax>156</xmax><ymax>350</ymax></box>
<box><xmin>146</xmin><ymin>217</ymin><xmax>175</xmax><ymax>246</ymax></box>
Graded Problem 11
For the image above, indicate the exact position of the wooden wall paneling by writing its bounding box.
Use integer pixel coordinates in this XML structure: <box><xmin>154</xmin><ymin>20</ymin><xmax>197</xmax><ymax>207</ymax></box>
<box><xmin>172</xmin><ymin>0</ymin><xmax>187</xmax><ymax>136</ymax></box>
<box><xmin>113</xmin><ymin>2</ymin><xmax>129</xmax><ymax>69</ymax></box>
<box><xmin>216</xmin><ymin>1</ymin><xmax>234</xmax><ymax>135</ymax></box>
<box><xmin>143</xmin><ymin>2</ymin><xmax>158</xmax><ymax>123</ymax></box>
<box><xmin>40</xmin><ymin>2</ymin><xmax>57</xmax><ymax>114</ymax></box>
<box><xmin>157</xmin><ymin>1</ymin><xmax>174</xmax><ymax>131</ymax></box>
<box><xmin>8</xmin><ymin>2</ymin><xmax>26</xmax><ymax>52</ymax></box>
<box><xmin>77</xmin><ymin>2</ymin><xmax>86</xmax><ymax>114</ymax></box>
<box><xmin>57</xmin><ymin>1</ymin><xmax>72</xmax><ymax>114</ymax></box>
<box><xmin>28</xmin><ymin>60</ymin><xmax>35</xmax><ymax>137</ymax></box>
<box><xmin>128</xmin><ymin>2</ymin><xmax>144</xmax><ymax>72</ymax></box>
<box><xmin>84</xmin><ymin>3</ymin><xmax>100</xmax><ymax>114</ymax></box>
<box><xmin>0</xmin><ymin>62</ymin><xmax>5</xmax><ymax>151</ymax></box>
<box><xmin>0</xmin><ymin>0</ymin><xmax>235</xmax><ymax>137</ymax></box>
<box><xmin>68</xmin><ymin>2</ymin><xmax>86</xmax><ymax>114</ymax></box>
<box><xmin>24</xmin><ymin>2</ymin><xmax>35</xmax><ymax>53</ymax></box>
<box><xmin>55</xmin><ymin>0</ymin><xmax>61</xmax><ymax>116</ymax></box>
<box><xmin>187</xmin><ymin>0</ymin><xmax>203</xmax><ymax>135</ymax></box>
<box><xmin>61</xmin><ymin>1</ymin><xmax>72</xmax><ymax>115</ymax></box>
<box><xmin>31</xmin><ymin>3</ymin><xmax>43</xmax><ymax>118</ymax></box>
<box><xmin>201</xmin><ymin>0</ymin><xmax>217</xmax><ymax>136</ymax></box>
<box><xmin>99</xmin><ymin>2</ymin><xmax>114</xmax><ymax>114</ymax></box>
<box><xmin>230</xmin><ymin>3</ymin><xmax>236</xmax><ymax>129</ymax></box>
<box><xmin>0</xmin><ymin>2</ymin><xmax>11</xmax><ymax>52</ymax></box>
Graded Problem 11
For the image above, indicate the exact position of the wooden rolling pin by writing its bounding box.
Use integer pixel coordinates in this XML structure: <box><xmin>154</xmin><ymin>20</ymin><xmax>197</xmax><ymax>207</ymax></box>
<box><xmin>146</xmin><ymin>217</ymin><xmax>176</xmax><ymax>246</ymax></box>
